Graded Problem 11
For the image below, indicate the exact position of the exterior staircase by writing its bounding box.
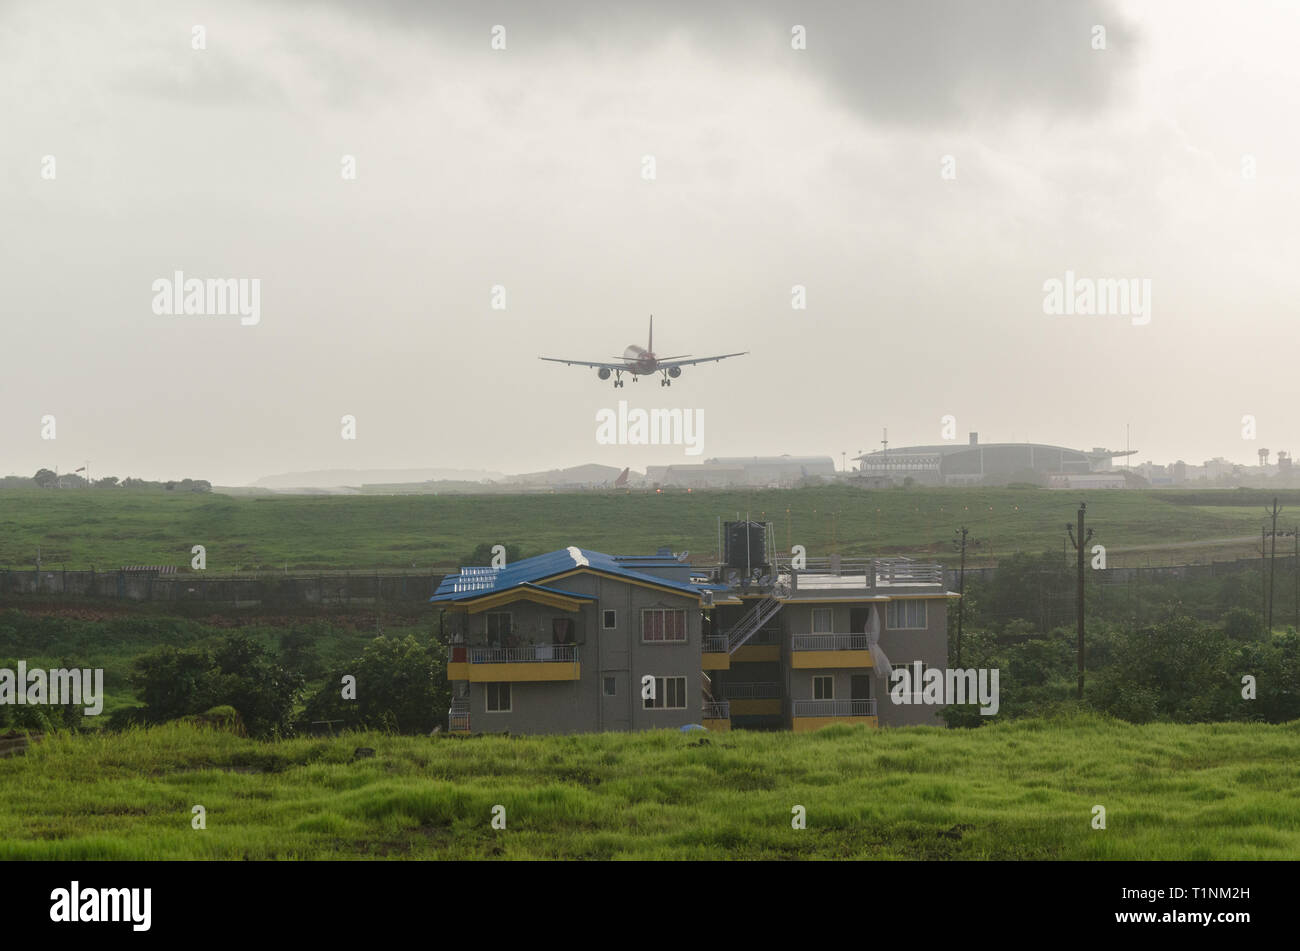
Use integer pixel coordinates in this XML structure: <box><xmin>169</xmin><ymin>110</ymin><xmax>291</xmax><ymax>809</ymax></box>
<box><xmin>725</xmin><ymin>595</ymin><xmax>782</xmax><ymax>653</ymax></box>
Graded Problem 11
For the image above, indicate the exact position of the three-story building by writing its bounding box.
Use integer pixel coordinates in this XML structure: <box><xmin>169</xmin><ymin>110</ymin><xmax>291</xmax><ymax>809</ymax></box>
<box><xmin>434</xmin><ymin>543</ymin><xmax>955</xmax><ymax>734</ymax></box>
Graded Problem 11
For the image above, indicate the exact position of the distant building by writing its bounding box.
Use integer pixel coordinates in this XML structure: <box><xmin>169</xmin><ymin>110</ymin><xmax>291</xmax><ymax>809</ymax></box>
<box><xmin>851</xmin><ymin>433</ymin><xmax>1135</xmax><ymax>486</ymax></box>
<box><xmin>647</xmin><ymin>455</ymin><xmax>835</xmax><ymax>488</ymax></box>
<box><xmin>1048</xmin><ymin>472</ymin><xmax>1127</xmax><ymax>490</ymax></box>
<box><xmin>512</xmin><ymin>464</ymin><xmax>632</xmax><ymax>489</ymax></box>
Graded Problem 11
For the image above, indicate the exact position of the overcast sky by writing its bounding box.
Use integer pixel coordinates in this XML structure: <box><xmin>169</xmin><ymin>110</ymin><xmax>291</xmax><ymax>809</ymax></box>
<box><xmin>2</xmin><ymin>0</ymin><xmax>1297</xmax><ymax>485</ymax></box>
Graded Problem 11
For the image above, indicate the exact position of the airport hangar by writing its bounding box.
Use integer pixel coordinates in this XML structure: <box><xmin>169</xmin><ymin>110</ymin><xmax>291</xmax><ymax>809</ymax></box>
<box><xmin>850</xmin><ymin>433</ymin><xmax>1136</xmax><ymax>486</ymax></box>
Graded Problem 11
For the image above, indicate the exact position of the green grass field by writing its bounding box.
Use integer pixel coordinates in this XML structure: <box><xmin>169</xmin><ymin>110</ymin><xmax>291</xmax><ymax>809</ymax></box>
<box><xmin>2</xmin><ymin>486</ymin><xmax>1296</xmax><ymax>574</ymax></box>
<box><xmin>2</xmin><ymin>716</ymin><xmax>1298</xmax><ymax>859</ymax></box>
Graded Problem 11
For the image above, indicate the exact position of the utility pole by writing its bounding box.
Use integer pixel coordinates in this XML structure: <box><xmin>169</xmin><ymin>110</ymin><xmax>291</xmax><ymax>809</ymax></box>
<box><xmin>954</xmin><ymin>527</ymin><xmax>970</xmax><ymax>667</ymax></box>
<box><xmin>1066</xmin><ymin>503</ymin><xmax>1094</xmax><ymax>701</ymax></box>
<box><xmin>1262</xmin><ymin>526</ymin><xmax>1268</xmax><ymax>625</ymax></box>
<box><xmin>1263</xmin><ymin>498</ymin><xmax>1284</xmax><ymax>635</ymax></box>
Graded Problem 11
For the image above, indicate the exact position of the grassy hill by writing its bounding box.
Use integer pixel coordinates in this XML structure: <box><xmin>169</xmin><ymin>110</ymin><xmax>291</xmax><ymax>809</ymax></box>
<box><xmin>2</xmin><ymin>485</ymin><xmax>1298</xmax><ymax>574</ymax></box>
<box><xmin>0</xmin><ymin>716</ymin><xmax>1296</xmax><ymax>860</ymax></box>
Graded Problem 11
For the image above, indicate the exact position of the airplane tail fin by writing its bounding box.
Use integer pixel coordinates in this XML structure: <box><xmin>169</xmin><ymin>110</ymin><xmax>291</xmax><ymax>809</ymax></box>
<box><xmin>648</xmin><ymin>315</ymin><xmax>653</xmax><ymax>354</ymax></box>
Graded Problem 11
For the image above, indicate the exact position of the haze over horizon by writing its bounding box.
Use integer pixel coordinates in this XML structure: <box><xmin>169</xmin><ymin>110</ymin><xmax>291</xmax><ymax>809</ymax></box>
<box><xmin>4</xmin><ymin>1</ymin><xmax>1298</xmax><ymax>485</ymax></box>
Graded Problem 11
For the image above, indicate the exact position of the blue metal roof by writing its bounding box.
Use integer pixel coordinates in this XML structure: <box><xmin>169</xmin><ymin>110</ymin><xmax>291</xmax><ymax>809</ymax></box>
<box><xmin>431</xmin><ymin>546</ymin><xmax>724</xmax><ymax>603</ymax></box>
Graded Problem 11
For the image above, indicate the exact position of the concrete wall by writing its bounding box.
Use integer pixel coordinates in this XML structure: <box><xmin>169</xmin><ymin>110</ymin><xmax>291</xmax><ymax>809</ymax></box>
<box><xmin>0</xmin><ymin>569</ymin><xmax>442</xmax><ymax>605</ymax></box>
<box><xmin>877</xmin><ymin>597</ymin><xmax>949</xmax><ymax>727</ymax></box>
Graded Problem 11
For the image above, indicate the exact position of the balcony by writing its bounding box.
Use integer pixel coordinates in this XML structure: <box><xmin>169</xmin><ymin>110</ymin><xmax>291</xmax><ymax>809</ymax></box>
<box><xmin>718</xmin><ymin>681</ymin><xmax>782</xmax><ymax>716</ymax></box>
<box><xmin>701</xmin><ymin>634</ymin><xmax>730</xmax><ymax>670</ymax></box>
<box><xmin>791</xmin><ymin>698</ymin><xmax>878</xmax><ymax>732</ymax></box>
<box><xmin>448</xmin><ymin>697</ymin><xmax>470</xmax><ymax>733</ymax></box>
<box><xmin>790</xmin><ymin>633</ymin><xmax>873</xmax><ymax>669</ymax></box>
<box><xmin>702</xmin><ymin>700</ymin><xmax>731</xmax><ymax>732</ymax></box>
<box><xmin>446</xmin><ymin>643</ymin><xmax>581</xmax><ymax>682</ymax></box>
<box><xmin>732</xmin><ymin>627</ymin><xmax>781</xmax><ymax>663</ymax></box>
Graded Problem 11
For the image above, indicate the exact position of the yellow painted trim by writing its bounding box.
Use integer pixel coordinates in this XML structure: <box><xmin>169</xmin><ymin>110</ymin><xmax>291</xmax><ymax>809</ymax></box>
<box><xmin>702</xmin><ymin>653</ymin><xmax>730</xmax><ymax>670</ymax></box>
<box><xmin>729</xmin><ymin>698</ymin><xmax>782</xmax><ymax>716</ymax></box>
<box><xmin>733</xmin><ymin>644</ymin><xmax>780</xmax><ymax>663</ymax></box>
<box><xmin>790</xmin><ymin>650</ymin><xmax>873</xmax><ymax>669</ymax></box>
<box><xmin>447</xmin><ymin>662</ymin><xmax>469</xmax><ymax>680</ymax></box>
<box><xmin>792</xmin><ymin>716</ymin><xmax>878</xmax><ymax>732</ymax></box>
<box><xmin>703</xmin><ymin>717</ymin><xmax>731</xmax><ymax>732</ymax></box>
<box><xmin>463</xmin><ymin>589</ymin><xmax>591</xmax><ymax>614</ymax></box>
<box><xmin>467</xmin><ymin>662</ymin><xmax>581</xmax><ymax>683</ymax></box>
<box><xmin>542</xmin><ymin>568</ymin><xmax>707</xmax><ymax>603</ymax></box>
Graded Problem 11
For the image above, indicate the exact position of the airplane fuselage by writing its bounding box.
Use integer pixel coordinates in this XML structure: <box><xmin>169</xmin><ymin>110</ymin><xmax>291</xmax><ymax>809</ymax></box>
<box><xmin>622</xmin><ymin>345</ymin><xmax>658</xmax><ymax>374</ymax></box>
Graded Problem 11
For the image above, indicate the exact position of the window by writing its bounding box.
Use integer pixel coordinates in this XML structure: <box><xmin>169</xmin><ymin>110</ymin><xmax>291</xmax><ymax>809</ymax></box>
<box><xmin>643</xmin><ymin>676</ymin><xmax>687</xmax><ymax>710</ymax></box>
<box><xmin>813</xmin><ymin>675</ymin><xmax>834</xmax><ymax>700</ymax></box>
<box><xmin>485</xmin><ymin>682</ymin><xmax>511</xmax><ymax>712</ymax></box>
<box><xmin>486</xmin><ymin>612</ymin><xmax>512</xmax><ymax>644</ymax></box>
<box><xmin>603</xmin><ymin>610</ymin><xmax>617</xmax><ymax>630</ymax></box>
<box><xmin>642</xmin><ymin>608</ymin><xmax>687</xmax><ymax>643</ymax></box>
<box><xmin>551</xmin><ymin>617</ymin><xmax>575</xmax><ymax>644</ymax></box>
<box><xmin>890</xmin><ymin>661</ymin><xmax>926</xmax><ymax>700</ymax></box>
<box><xmin>811</xmin><ymin>607</ymin><xmax>833</xmax><ymax>634</ymax></box>
<box><xmin>886</xmin><ymin>600</ymin><xmax>927</xmax><ymax>630</ymax></box>
<box><xmin>603</xmin><ymin>677</ymin><xmax>617</xmax><ymax>696</ymax></box>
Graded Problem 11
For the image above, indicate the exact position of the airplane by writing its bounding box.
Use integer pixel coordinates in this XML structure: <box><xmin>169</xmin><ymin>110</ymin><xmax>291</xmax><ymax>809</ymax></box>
<box><xmin>539</xmin><ymin>316</ymin><xmax>747</xmax><ymax>387</ymax></box>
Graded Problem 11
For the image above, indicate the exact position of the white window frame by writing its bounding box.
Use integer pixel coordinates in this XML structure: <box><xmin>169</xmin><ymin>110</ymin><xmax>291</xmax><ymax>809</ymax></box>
<box><xmin>886</xmin><ymin>600</ymin><xmax>927</xmax><ymax>630</ymax></box>
<box><xmin>602</xmin><ymin>609</ymin><xmax>617</xmax><ymax>630</ymax></box>
<box><xmin>641</xmin><ymin>607</ymin><xmax>687</xmax><ymax>643</ymax></box>
<box><xmin>811</xmin><ymin>607</ymin><xmax>833</xmax><ymax>634</ymax></box>
<box><xmin>485</xmin><ymin>682</ymin><xmax>512</xmax><ymax>713</ymax></box>
<box><xmin>643</xmin><ymin>675</ymin><xmax>687</xmax><ymax>710</ymax></box>
<box><xmin>812</xmin><ymin>675</ymin><xmax>834</xmax><ymax>700</ymax></box>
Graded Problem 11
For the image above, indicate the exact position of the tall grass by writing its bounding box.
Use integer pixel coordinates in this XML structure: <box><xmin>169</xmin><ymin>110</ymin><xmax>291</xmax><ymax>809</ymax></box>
<box><xmin>0</xmin><ymin>485</ymin><xmax>1285</xmax><ymax>572</ymax></box>
<box><xmin>2</xmin><ymin>715</ymin><xmax>1297</xmax><ymax>859</ymax></box>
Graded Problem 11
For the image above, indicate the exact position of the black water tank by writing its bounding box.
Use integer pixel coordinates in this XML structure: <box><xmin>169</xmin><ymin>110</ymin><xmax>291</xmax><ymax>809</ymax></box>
<box><xmin>724</xmin><ymin>521</ymin><xmax>768</xmax><ymax>576</ymax></box>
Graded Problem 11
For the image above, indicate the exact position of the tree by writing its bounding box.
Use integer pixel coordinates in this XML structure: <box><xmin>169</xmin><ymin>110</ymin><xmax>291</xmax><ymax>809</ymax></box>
<box><xmin>461</xmin><ymin>541</ymin><xmax>526</xmax><ymax>567</ymax></box>
<box><xmin>33</xmin><ymin>468</ymin><xmax>57</xmax><ymax>488</ymax></box>
<box><xmin>1089</xmin><ymin>614</ymin><xmax>1236</xmax><ymax>722</ymax></box>
<box><xmin>301</xmin><ymin>635</ymin><xmax>448</xmax><ymax>734</ymax></box>
<box><xmin>129</xmin><ymin>634</ymin><xmax>302</xmax><ymax>737</ymax></box>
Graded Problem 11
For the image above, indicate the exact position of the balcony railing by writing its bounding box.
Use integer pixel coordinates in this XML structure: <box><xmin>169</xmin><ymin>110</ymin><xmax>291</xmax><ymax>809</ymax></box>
<box><xmin>468</xmin><ymin>644</ymin><xmax>578</xmax><ymax>664</ymax></box>
<box><xmin>770</xmin><ymin>555</ymin><xmax>944</xmax><ymax>591</ymax></box>
<box><xmin>791</xmin><ymin>633</ymin><xmax>869</xmax><ymax>651</ymax></box>
<box><xmin>873</xmin><ymin>559</ymin><xmax>944</xmax><ymax>586</ymax></box>
<box><xmin>719</xmin><ymin>681</ymin><xmax>781</xmax><ymax>700</ymax></box>
<box><xmin>448</xmin><ymin>697</ymin><xmax>470</xmax><ymax>732</ymax></box>
<box><xmin>702</xmin><ymin>700</ymin><xmax>730</xmax><ymax>720</ymax></box>
<box><xmin>791</xmin><ymin>698</ymin><xmax>877</xmax><ymax>717</ymax></box>
<box><xmin>707</xmin><ymin>628</ymin><xmax>780</xmax><ymax>652</ymax></box>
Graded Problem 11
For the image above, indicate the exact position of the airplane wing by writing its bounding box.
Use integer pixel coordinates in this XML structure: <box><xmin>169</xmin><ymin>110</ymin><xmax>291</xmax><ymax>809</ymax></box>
<box><xmin>656</xmin><ymin>352</ymin><xmax>748</xmax><ymax>369</ymax></box>
<box><xmin>539</xmin><ymin>357</ymin><xmax>625</xmax><ymax>369</ymax></box>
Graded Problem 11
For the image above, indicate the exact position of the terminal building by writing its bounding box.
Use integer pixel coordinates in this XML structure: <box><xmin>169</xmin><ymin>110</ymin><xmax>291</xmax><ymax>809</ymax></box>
<box><xmin>646</xmin><ymin>455</ymin><xmax>836</xmax><ymax>488</ymax></box>
<box><xmin>434</xmin><ymin>522</ymin><xmax>954</xmax><ymax>735</ymax></box>
<box><xmin>851</xmin><ymin>433</ymin><xmax>1135</xmax><ymax>486</ymax></box>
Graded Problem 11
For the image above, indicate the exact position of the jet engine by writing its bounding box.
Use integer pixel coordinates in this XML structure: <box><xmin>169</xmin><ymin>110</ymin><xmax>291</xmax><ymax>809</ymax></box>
<box><xmin>668</xmin><ymin>366</ymin><xmax>681</xmax><ymax>378</ymax></box>
<box><xmin>598</xmin><ymin>367</ymin><xmax>611</xmax><ymax>380</ymax></box>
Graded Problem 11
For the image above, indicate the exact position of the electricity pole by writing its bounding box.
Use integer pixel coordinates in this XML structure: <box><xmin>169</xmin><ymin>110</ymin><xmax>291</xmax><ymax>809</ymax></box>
<box><xmin>1066</xmin><ymin>503</ymin><xmax>1094</xmax><ymax>701</ymax></box>
<box><xmin>1263</xmin><ymin>498</ymin><xmax>1284</xmax><ymax>635</ymax></box>
<box><xmin>954</xmin><ymin>527</ymin><xmax>969</xmax><ymax>667</ymax></box>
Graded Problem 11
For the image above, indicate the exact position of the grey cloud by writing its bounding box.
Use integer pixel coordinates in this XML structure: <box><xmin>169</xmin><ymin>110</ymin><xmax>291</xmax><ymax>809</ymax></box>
<box><xmin>302</xmin><ymin>0</ymin><xmax>1141</xmax><ymax>125</ymax></box>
